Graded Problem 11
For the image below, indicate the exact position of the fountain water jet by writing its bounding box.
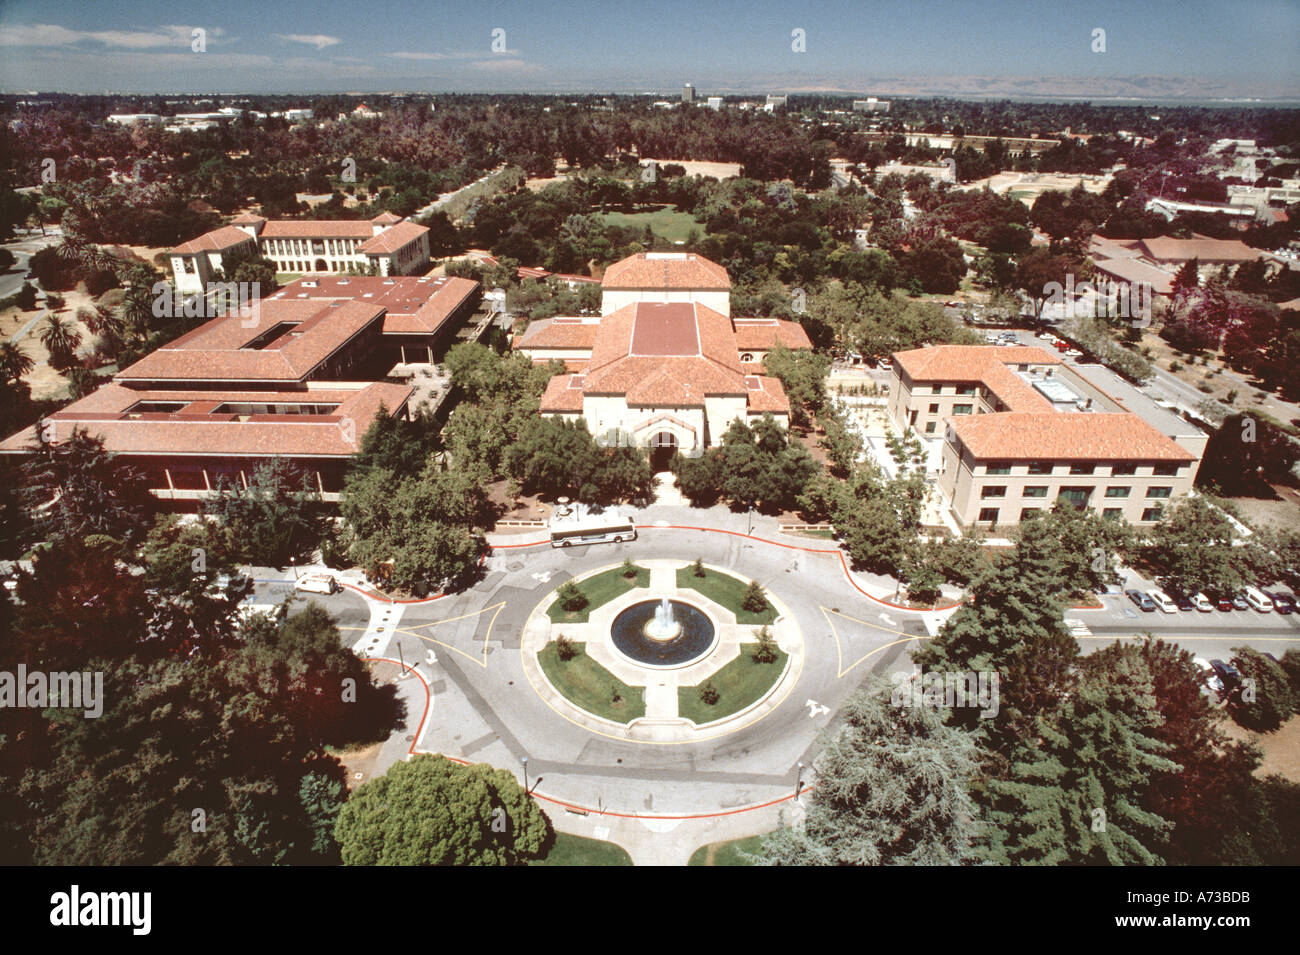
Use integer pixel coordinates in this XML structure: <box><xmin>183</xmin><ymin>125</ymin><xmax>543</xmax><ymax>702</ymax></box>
<box><xmin>643</xmin><ymin>596</ymin><xmax>682</xmax><ymax>641</ymax></box>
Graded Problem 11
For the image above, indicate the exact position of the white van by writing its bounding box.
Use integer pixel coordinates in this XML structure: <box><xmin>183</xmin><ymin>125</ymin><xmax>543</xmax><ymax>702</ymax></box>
<box><xmin>1147</xmin><ymin>589</ymin><xmax>1178</xmax><ymax>614</ymax></box>
<box><xmin>295</xmin><ymin>573</ymin><xmax>339</xmax><ymax>596</ymax></box>
<box><xmin>1242</xmin><ymin>586</ymin><xmax>1274</xmax><ymax>613</ymax></box>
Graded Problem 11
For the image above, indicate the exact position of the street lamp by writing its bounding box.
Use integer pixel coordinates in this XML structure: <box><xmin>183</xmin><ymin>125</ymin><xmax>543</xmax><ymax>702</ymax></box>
<box><xmin>795</xmin><ymin>761</ymin><xmax>805</xmax><ymax>800</ymax></box>
<box><xmin>521</xmin><ymin>755</ymin><xmax>529</xmax><ymax>794</ymax></box>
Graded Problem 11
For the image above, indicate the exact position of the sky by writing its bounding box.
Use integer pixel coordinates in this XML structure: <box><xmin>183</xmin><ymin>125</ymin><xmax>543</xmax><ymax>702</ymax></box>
<box><xmin>0</xmin><ymin>0</ymin><xmax>1297</xmax><ymax>99</ymax></box>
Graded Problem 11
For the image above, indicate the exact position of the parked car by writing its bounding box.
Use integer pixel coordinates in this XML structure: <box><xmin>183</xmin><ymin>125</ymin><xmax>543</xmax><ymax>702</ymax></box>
<box><xmin>1127</xmin><ymin>589</ymin><xmax>1157</xmax><ymax>612</ymax></box>
<box><xmin>1147</xmin><ymin>589</ymin><xmax>1178</xmax><ymax>614</ymax></box>
<box><xmin>1230</xmin><ymin>591</ymin><xmax>1251</xmax><ymax>611</ymax></box>
<box><xmin>1193</xmin><ymin>656</ymin><xmax>1224</xmax><ymax>695</ymax></box>
<box><xmin>1191</xmin><ymin>592</ymin><xmax>1215</xmax><ymax>613</ymax></box>
<box><xmin>1165</xmin><ymin>588</ymin><xmax>1195</xmax><ymax>612</ymax></box>
<box><xmin>1209</xmin><ymin>659</ymin><xmax>1242</xmax><ymax>691</ymax></box>
<box><xmin>1204</xmin><ymin>590</ymin><xmax>1235</xmax><ymax>611</ymax></box>
<box><xmin>294</xmin><ymin>572</ymin><xmax>339</xmax><ymax>596</ymax></box>
<box><xmin>1242</xmin><ymin>586</ymin><xmax>1274</xmax><ymax>613</ymax></box>
<box><xmin>1267</xmin><ymin>591</ymin><xmax>1296</xmax><ymax>615</ymax></box>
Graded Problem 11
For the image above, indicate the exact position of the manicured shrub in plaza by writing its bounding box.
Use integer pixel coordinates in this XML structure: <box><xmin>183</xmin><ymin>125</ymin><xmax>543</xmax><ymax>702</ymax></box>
<box><xmin>752</xmin><ymin>626</ymin><xmax>779</xmax><ymax>664</ymax></box>
<box><xmin>557</xmin><ymin>580</ymin><xmax>588</xmax><ymax>612</ymax></box>
<box><xmin>742</xmin><ymin>580</ymin><xmax>769</xmax><ymax>615</ymax></box>
<box><xmin>556</xmin><ymin>634</ymin><xmax>578</xmax><ymax>661</ymax></box>
<box><xmin>699</xmin><ymin>680</ymin><xmax>720</xmax><ymax>706</ymax></box>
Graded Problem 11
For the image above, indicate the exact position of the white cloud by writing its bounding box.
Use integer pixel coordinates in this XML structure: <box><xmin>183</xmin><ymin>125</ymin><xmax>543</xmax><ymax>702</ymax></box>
<box><xmin>468</xmin><ymin>58</ymin><xmax>542</xmax><ymax>73</ymax></box>
<box><xmin>275</xmin><ymin>34</ymin><xmax>341</xmax><ymax>51</ymax></box>
<box><xmin>0</xmin><ymin>23</ymin><xmax>223</xmax><ymax>49</ymax></box>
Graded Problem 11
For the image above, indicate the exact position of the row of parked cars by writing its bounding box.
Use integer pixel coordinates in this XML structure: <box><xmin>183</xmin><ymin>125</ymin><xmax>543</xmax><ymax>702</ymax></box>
<box><xmin>1125</xmin><ymin>585</ymin><xmax>1296</xmax><ymax>615</ymax></box>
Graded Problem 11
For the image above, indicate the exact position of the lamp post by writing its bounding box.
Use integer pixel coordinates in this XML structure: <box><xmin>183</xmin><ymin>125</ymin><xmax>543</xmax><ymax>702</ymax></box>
<box><xmin>521</xmin><ymin>756</ymin><xmax>529</xmax><ymax>794</ymax></box>
<box><xmin>795</xmin><ymin>761</ymin><xmax>804</xmax><ymax>800</ymax></box>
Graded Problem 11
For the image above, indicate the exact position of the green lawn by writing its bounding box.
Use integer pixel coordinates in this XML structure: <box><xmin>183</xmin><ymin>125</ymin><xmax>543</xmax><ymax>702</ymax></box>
<box><xmin>598</xmin><ymin>206</ymin><xmax>701</xmax><ymax>243</ymax></box>
<box><xmin>532</xmin><ymin>832</ymin><xmax>633</xmax><ymax>866</ymax></box>
<box><xmin>548</xmin><ymin>565</ymin><xmax>648</xmax><ymax>623</ymax></box>
<box><xmin>538</xmin><ymin>641</ymin><xmax>646</xmax><ymax>722</ymax></box>
<box><xmin>687</xmin><ymin>834</ymin><xmax>765</xmax><ymax>866</ymax></box>
<box><xmin>675</xmin><ymin>567</ymin><xmax>777</xmax><ymax>624</ymax></box>
<box><xmin>677</xmin><ymin>643</ymin><xmax>787</xmax><ymax>724</ymax></box>
<box><xmin>275</xmin><ymin>272</ymin><xmax>303</xmax><ymax>284</ymax></box>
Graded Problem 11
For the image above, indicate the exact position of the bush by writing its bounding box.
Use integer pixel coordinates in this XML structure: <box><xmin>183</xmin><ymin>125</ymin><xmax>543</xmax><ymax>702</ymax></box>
<box><xmin>752</xmin><ymin>626</ymin><xmax>779</xmax><ymax>664</ymax></box>
<box><xmin>556</xmin><ymin>634</ymin><xmax>578</xmax><ymax>661</ymax></box>
<box><xmin>742</xmin><ymin>579</ymin><xmax>769</xmax><ymax>614</ymax></box>
<box><xmin>621</xmin><ymin>558</ymin><xmax>636</xmax><ymax>580</ymax></box>
<box><xmin>692</xmin><ymin>557</ymin><xmax>706</xmax><ymax>578</ymax></box>
<box><xmin>699</xmin><ymin>680</ymin><xmax>720</xmax><ymax>706</ymax></box>
<box><xmin>557</xmin><ymin>579</ymin><xmax>588</xmax><ymax>612</ymax></box>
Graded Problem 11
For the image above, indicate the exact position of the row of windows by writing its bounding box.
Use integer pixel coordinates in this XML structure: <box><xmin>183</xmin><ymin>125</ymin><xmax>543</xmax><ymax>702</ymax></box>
<box><xmin>980</xmin><ymin>485</ymin><xmax>1173</xmax><ymax>499</ymax></box>
<box><xmin>263</xmin><ymin>238</ymin><xmax>360</xmax><ymax>256</ymax></box>
<box><xmin>976</xmin><ymin>460</ymin><xmax>1181</xmax><ymax>477</ymax></box>
<box><xmin>977</xmin><ymin>506</ymin><xmax>1165</xmax><ymax>524</ymax></box>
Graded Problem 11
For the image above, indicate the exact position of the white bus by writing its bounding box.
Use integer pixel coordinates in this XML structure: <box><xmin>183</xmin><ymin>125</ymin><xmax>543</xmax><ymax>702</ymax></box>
<box><xmin>549</xmin><ymin>513</ymin><xmax>637</xmax><ymax>548</ymax></box>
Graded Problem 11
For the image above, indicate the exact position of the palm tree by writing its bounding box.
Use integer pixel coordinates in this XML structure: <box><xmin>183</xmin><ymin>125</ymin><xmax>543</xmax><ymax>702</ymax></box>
<box><xmin>0</xmin><ymin>341</ymin><xmax>34</xmax><ymax>382</ymax></box>
<box><xmin>79</xmin><ymin>305</ymin><xmax>125</xmax><ymax>358</ymax></box>
<box><xmin>39</xmin><ymin>314</ymin><xmax>82</xmax><ymax>370</ymax></box>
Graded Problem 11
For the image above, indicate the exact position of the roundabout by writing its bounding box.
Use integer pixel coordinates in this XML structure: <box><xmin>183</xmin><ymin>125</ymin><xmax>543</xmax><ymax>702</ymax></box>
<box><xmin>520</xmin><ymin>559</ymin><xmax>803</xmax><ymax>742</ymax></box>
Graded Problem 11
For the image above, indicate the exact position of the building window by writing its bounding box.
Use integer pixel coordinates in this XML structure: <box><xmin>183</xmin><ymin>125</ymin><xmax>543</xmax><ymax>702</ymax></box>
<box><xmin>1111</xmin><ymin>463</ymin><xmax>1137</xmax><ymax>476</ymax></box>
<box><xmin>1104</xmin><ymin>486</ymin><xmax>1131</xmax><ymax>498</ymax></box>
<box><xmin>978</xmin><ymin>508</ymin><xmax>999</xmax><ymax>524</ymax></box>
<box><xmin>1153</xmin><ymin>463</ymin><xmax>1180</xmax><ymax>476</ymax></box>
<box><xmin>1141</xmin><ymin>507</ymin><xmax>1164</xmax><ymax>522</ymax></box>
<box><xmin>1069</xmin><ymin>463</ymin><xmax>1095</xmax><ymax>475</ymax></box>
<box><xmin>1102</xmin><ymin>508</ymin><xmax>1123</xmax><ymax>520</ymax></box>
<box><xmin>957</xmin><ymin>385</ymin><xmax>977</xmax><ymax>396</ymax></box>
<box><xmin>740</xmin><ymin>353</ymin><xmax>755</xmax><ymax>362</ymax></box>
<box><xmin>1147</xmin><ymin>486</ymin><xmax>1172</xmax><ymax>498</ymax></box>
<box><xmin>1023</xmin><ymin>486</ymin><xmax>1048</xmax><ymax>498</ymax></box>
<box><xmin>952</xmin><ymin>404</ymin><xmax>973</xmax><ymax>415</ymax></box>
<box><xmin>1028</xmin><ymin>461</ymin><xmax>1053</xmax><ymax>474</ymax></box>
<box><xmin>1020</xmin><ymin>508</ymin><xmax>1042</xmax><ymax>521</ymax></box>
<box><xmin>981</xmin><ymin>486</ymin><xmax>1007</xmax><ymax>498</ymax></box>
<box><xmin>1057</xmin><ymin>487</ymin><xmax>1092</xmax><ymax>508</ymax></box>
<box><xmin>924</xmin><ymin>421</ymin><xmax>936</xmax><ymax>434</ymax></box>
<box><xmin>985</xmin><ymin>461</ymin><xmax>1011</xmax><ymax>475</ymax></box>
<box><xmin>928</xmin><ymin>403</ymin><xmax>939</xmax><ymax>413</ymax></box>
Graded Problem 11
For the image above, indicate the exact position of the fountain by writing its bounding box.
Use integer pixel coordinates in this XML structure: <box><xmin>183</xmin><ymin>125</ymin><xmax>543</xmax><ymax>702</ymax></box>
<box><xmin>644</xmin><ymin>596</ymin><xmax>681</xmax><ymax>642</ymax></box>
<box><xmin>611</xmin><ymin>598</ymin><xmax>715</xmax><ymax>667</ymax></box>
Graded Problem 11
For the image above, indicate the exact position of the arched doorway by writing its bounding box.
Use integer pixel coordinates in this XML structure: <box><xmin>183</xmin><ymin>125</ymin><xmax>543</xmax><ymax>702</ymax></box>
<box><xmin>313</xmin><ymin>258</ymin><xmax>328</xmax><ymax>272</ymax></box>
<box><xmin>649</xmin><ymin>431</ymin><xmax>678</xmax><ymax>471</ymax></box>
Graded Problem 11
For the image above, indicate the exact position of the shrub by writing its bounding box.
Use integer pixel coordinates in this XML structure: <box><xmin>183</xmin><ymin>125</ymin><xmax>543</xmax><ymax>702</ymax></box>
<box><xmin>692</xmin><ymin>557</ymin><xmax>706</xmax><ymax>578</ymax></box>
<box><xmin>557</xmin><ymin>579</ymin><xmax>588</xmax><ymax>612</ymax></box>
<box><xmin>752</xmin><ymin>626</ymin><xmax>779</xmax><ymax>664</ymax></box>
<box><xmin>621</xmin><ymin>558</ymin><xmax>637</xmax><ymax>579</ymax></box>
<box><xmin>699</xmin><ymin>680</ymin><xmax>719</xmax><ymax>706</ymax></box>
<box><xmin>742</xmin><ymin>579</ymin><xmax>769</xmax><ymax>614</ymax></box>
<box><xmin>556</xmin><ymin>634</ymin><xmax>578</xmax><ymax>661</ymax></box>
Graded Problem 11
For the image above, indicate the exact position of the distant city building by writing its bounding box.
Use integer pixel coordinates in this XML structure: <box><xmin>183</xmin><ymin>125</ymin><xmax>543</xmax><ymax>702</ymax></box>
<box><xmin>682</xmin><ymin>83</ymin><xmax>695</xmax><ymax>104</ymax></box>
<box><xmin>106</xmin><ymin>114</ymin><xmax>162</xmax><ymax>126</ymax></box>
<box><xmin>706</xmin><ymin>96</ymin><xmax>723</xmax><ymax>110</ymax></box>
<box><xmin>764</xmin><ymin>94</ymin><xmax>787</xmax><ymax>111</ymax></box>
<box><xmin>852</xmin><ymin>97</ymin><xmax>891</xmax><ymax>113</ymax></box>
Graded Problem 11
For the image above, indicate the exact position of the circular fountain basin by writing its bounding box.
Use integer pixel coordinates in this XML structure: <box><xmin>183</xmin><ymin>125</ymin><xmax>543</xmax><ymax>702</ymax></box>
<box><xmin>610</xmin><ymin>599</ymin><xmax>716</xmax><ymax>668</ymax></box>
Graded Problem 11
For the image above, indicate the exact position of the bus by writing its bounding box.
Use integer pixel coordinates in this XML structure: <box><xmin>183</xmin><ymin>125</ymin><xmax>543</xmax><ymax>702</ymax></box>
<box><xmin>549</xmin><ymin>512</ymin><xmax>637</xmax><ymax>548</ymax></box>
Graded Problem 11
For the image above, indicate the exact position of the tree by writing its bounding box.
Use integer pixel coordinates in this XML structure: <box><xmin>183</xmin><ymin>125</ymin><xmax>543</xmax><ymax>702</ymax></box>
<box><xmin>202</xmin><ymin>458</ymin><xmax>330</xmax><ymax>567</ymax></box>
<box><xmin>1227</xmin><ymin>647</ymin><xmax>1297</xmax><ymax>732</ymax></box>
<box><xmin>1141</xmin><ymin>496</ymin><xmax>1246</xmax><ymax>595</ymax></box>
<box><xmin>38</xmin><ymin>313</ymin><xmax>82</xmax><ymax>369</ymax></box>
<box><xmin>334</xmin><ymin>755</ymin><xmax>549</xmax><ymax>865</ymax></box>
<box><xmin>556</xmin><ymin>579</ymin><xmax>588</xmax><ymax>612</ymax></box>
<box><xmin>761</xmin><ymin>344</ymin><xmax>828</xmax><ymax>429</ymax></box>
<box><xmin>1196</xmin><ymin>413</ymin><xmax>1300</xmax><ymax>497</ymax></box>
<box><xmin>752</xmin><ymin>626</ymin><xmax>779</xmax><ymax>663</ymax></box>
<box><xmin>0</xmin><ymin>342</ymin><xmax>34</xmax><ymax>383</ymax></box>
<box><xmin>1014</xmin><ymin>250</ymin><xmax>1073</xmax><ymax>320</ymax></box>
<box><xmin>20</xmin><ymin>427</ymin><xmax>155</xmax><ymax>547</ymax></box>
<box><xmin>757</xmin><ymin>680</ymin><xmax>982</xmax><ymax>865</ymax></box>
<box><xmin>742</xmin><ymin>579</ymin><xmax>768</xmax><ymax>614</ymax></box>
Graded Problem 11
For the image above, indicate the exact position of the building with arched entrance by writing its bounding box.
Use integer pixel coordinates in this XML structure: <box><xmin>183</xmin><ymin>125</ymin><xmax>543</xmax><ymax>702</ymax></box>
<box><xmin>513</xmin><ymin>253</ymin><xmax>811</xmax><ymax>458</ymax></box>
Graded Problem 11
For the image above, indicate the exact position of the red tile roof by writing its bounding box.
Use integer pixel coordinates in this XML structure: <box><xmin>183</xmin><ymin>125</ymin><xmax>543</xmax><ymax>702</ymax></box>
<box><xmin>116</xmin><ymin>299</ymin><xmax>385</xmax><ymax>383</ymax></box>
<box><xmin>0</xmin><ymin>382</ymin><xmax>413</xmax><ymax>458</ymax></box>
<box><xmin>732</xmin><ymin>318</ymin><xmax>813</xmax><ymax>351</ymax></box>
<box><xmin>538</xmin><ymin>374</ymin><xmax>586</xmax><ymax>412</ymax></box>
<box><xmin>601</xmin><ymin>253</ymin><xmax>730</xmax><ymax>291</ymax></box>
<box><xmin>170</xmin><ymin>226</ymin><xmax>257</xmax><ymax>256</ymax></box>
<box><xmin>513</xmin><ymin>317</ymin><xmax>601</xmax><ymax>350</ymax></box>
<box><xmin>268</xmin><ymin>275</ymin><xmax>478</xmax><ymax>336</ymax></box>
<box><xmin>950</xmin><ymin>412</ymin><xmax>1197</xmax><ymax>462</ymax></box>
<box><xmin>1138</xmin><ymin>236</ymin><xmax>1263</xmax><ymax>264</ymax></box>
<box><xmin>260</xmin><ymin>220</ymin><xmax>376</xmax><ymax>239</ymax></box>
<box><xmin>370</xmin><ymin>211</ymin><xmax>403</xmax><ymax>224</ymax></box>
<box><xmin>358</xmin><ymin>220</ymin><xmax>429</xmax><ymax>254</ymax></box>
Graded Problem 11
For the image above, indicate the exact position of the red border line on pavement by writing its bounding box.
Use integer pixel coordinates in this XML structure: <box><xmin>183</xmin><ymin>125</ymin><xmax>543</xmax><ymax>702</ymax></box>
<box><xmin>362</xmin><ymin>655</ymin><xmax>810</xmax><ymax>820</ymax></box>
